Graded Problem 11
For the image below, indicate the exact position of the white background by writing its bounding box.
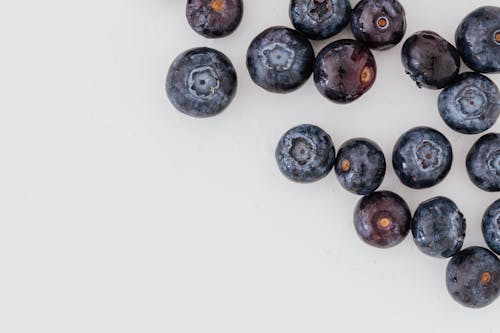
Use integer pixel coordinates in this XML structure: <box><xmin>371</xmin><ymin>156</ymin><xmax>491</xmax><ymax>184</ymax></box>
<box><xmin>0</xmin><ymin>0</ymin><xmax>499</xmax><ymax>331</ymax></box>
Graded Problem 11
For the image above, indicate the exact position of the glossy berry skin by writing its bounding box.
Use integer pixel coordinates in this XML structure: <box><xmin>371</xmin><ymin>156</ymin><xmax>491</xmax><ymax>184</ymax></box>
<box><xmin>353</xmin><ymin>191</ymin><xmax>411</xmax><ymax>249</ymax></box>
<box><xmin>351</xmin><ymin>0</ymin><xmax>406</xmax><ymax>50</ymax></box>
<box><xmin>289</xmin><ymin>0</ymin><xmax>351</xmax><ymax>40</ymax></box>
<box><xmin>276</xmin><ymin>124</ymin><xmax>335</xmax><ymax>183</ymax></box>
<box><xmin>466</xmin><ymin>133</ymin><xmax>500</xmax><ymax>192</ymax></box>
<box><xmin>247</xmin><ymin>26</ymin><xmax>315</xmax><ymax>94</ymax></box>
<box><xmin>334</xmin><ymin>138</ymin><xmax>386</xmax><ymax>195</ymax></box>
<box><xmin>438</xmin><ymin>72</ymin><xmax>500</xmax><ymax>135</ymax></box>
<box><xmin>186</xmin><ymin>0</ymin><xmax>243</xmax><ymax>38</ymax></box>
<box><xmin>314</xmin><ymin>39</ymin><xmax>377</xmax><ymax>104</ymax></box>
<box><xmin>401</xmin><ymin>31</ymin><xmax>460</xmax><ymax>89</ymax></box>
<box><xmin>455</xmin><ymin>6</ymin><xmax>500</xmax><ymax>74</ymax></box>
<box><xmin>412</xmin><ymin>196</ymin><xmax>466</xmax><ymax>259</ymax></box>
<box><xmin>446</xmin><ymin>247</ymin><xmax>500</xmax><ymax>308</ymax></box>
<box><xmin>166</xmin><ymin>47</ymin><xmax>237</xmax><ymax>118</ymax></box>
<box><xmin>482</xmin><ymin>199</ymin><xmax>500</xmax><ymax>255</ymax></box>
<box><xmin>392</xmin><ymin>127</ymin><xmax>453</xmax><ymax>189</ymax></box>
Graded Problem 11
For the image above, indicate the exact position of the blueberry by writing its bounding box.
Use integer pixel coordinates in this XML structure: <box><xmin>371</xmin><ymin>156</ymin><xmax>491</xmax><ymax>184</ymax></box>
<box><xmin>446</xmin><ymin>247</ymin><xmax>500</xmax><ymax>308</ymax></box>
<box><xmin>276</xmin><ymin>124</ymin><xmax>335</xmax><ymax>183</ymax></box>
<box><xmin>334</xmin><ymin>138</ymin><xmax>386</xmax><ymax>195</ymax></box>
<box><xmin>401</xmin><ymin>31</ymin><xmax>460</xmax><ymax>89</ymax></box>
<box><xmin>351</xmin><ymin>0</ymin><xmax>407</xmax><ymax>50</ymax></box>
<box><xmin>289</xmin><ymin>0</ymin><xmax>351</xmax><ymax>40</ymax></box>
<box><xmin>466</xmin><ymin>133</ymin><xmax>500</xmax><ymax>192</ymax></box>
<box><xmin>166</xmin><ymin>47</ymin><xmax>237</xmax><ymax>118</ymax></box>
<box><xmin>314</xmin><ymin>39</ymin><xmax>377</xmax><ymax>103</ymax></box>
<box><xmin>354</xmin><ymin>191</ymin><xmax>411</xmax><ymax>248</ymax></box>
<box><xmin>482</xmin><ymin>199</ymin><xmax>500</xmax><ymax>255</ymax></box>
<box><xmin>186</xmin><ymin>0</ymin><xmax>243</xmax><ymax>38</ymax></box>
<box><xmin>392</xmin><ymin>127</ymin><xmax>453</xmax><ymax>189</ymax></box>
<box><xmin>412</xmin><ymin>196</ymin><xmax>466</xmax><ymax>259</ymax></box>
<box><xmin>247</xmin><ymin>26</ymin><xmax>315</xmax><ymax>94</ymax></box>
<box><xmin>455</xmin><ymin>6</ymin><xmax>500</xmax><ymax>74</ymax></box>
<box><xmin>438</xmin><ymin>72</ymin><xmax>500</xmax><ymax>135</ymax></box>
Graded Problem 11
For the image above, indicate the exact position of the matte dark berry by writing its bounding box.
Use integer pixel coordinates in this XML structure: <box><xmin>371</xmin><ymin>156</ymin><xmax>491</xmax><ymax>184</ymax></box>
<box><xmin>482</xmin><ymin>199</ymin><xmax>500</xmax><ymax>255</ymax></box>
<box><xmin>351</xmin><ymin>0</ymin><xmax>406</xmax><ymax>50</ymax></box>
<box><xmin>466</xmin><ymin>133</ymin><xmax>500</xmax><ymax>192</ymax></box>
<box><xmin>412</xmin><ymin>196</ymin><xmax>466</xmax><ymax>259</ymax></box>
<box><xmin>334</xmin><ymin>138</ymin><xmax>386</xmax><ymax>195</ymax></box>
<box><xmin>446</xmin><ymin>247</ymin><xmax>500</xmax><ymax>308</ymax></box>
<box><xmin>289</xmin><ymin>0</ymin><xmax>351</xmax><ymax>40</ymax></box>
<box><xmin>166</xmin><ymin>47</ymin><xmax>237</xmax><ymax>118</ymax></box>
<box><xmin>401</xmin><ymin>31</ymin><xmax>460</xmax><ymax>89</ymax></box>
<box><xmin>456</xmin><ymin>6</ymin><xmax>500</xmax><ymax>74</ymax></box>
<box><xmin>314</xmin><ymin>39</ymin><xmax>377</xmax><ymax>103</ymax></box>
<box><xmin>276</xmin><ymin>124</ymin><xmax>335</xmax><ymax>183</ymax></box>
<box><xmin>438</xmin><ymin>72</ymin><xmax>500</xmax><ymax>135</ymax></box>
<box><xmin>186</xmin><ymin>0</ymin><xmax>243</xmax><ymax>38</ymax></box>
<box><xmin>392</xmin><ymin>127</ymin><xmax>453</xmax><ymax>189</ymax></box>
<box><xmin>354</xmin><ymin>191</ymin><xmax>411</xmax><ymax>248</ymax></box>
<box><xmin>247</xmin><ymin>26</ymin><xmax>315</xmax><ymax>94</ymax></box>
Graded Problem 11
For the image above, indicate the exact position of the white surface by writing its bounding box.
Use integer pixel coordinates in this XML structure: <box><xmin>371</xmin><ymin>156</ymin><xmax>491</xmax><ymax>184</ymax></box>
<box><xmin>0</xmin><ymin>0</ymin><xmax>499</xmax><ymax>331</ymax></box>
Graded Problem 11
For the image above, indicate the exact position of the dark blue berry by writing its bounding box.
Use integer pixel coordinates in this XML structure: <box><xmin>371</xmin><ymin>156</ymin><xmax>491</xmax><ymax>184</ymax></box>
<box><xmin>186</xmin><ymin>0</ymin><xmax>243</xmax><ymax>38</ymax></box>
<box><xmin>412</xmin><ymin>196</ymin><xmax>466</xmax><ymax>259</ymax></box>
<box><xmin>446</xmin><ymin>247</ymin><xmax>500</xmax><ymax>308</ymax></box>
<box><xmin>455</xmin><ymin>6</ymin><xmax>500</xmax><ymax>74</ymax></box>
<box><xmin>466</xmin><ymin>133</ymin><xmax>500</xmax><ymax>192</ymax></box>
<box><xmin>246</xmin><ymin>26</ymin><xmax>315</xmax><ymax>94</ymax></box>
<box><xmin>166</xmin><ymin>47</ymin><xmax>237</xmax><ymax>118</ymax></box>
<box><xmin>482</xmin><ymin>199</ymin><xmax>500</xmax><ymax>255</ymax></box>
<box><xmin>401</xmin><ymin>31</ymin><xmax>460</xmax><ymax>89</ymax></box>
<box><xmin>334</xmin><ymin>138</ymin><xmax>386</xmax><ymax>195</ymax></box>
<box><xmin>438</xmin><ymin>72</ymin><xmax>500</xmax><ymax>135</ymax></box>
<box><xmin>354</xmin><ymin>191</ymin><xmax>411</xmax><ymax>248</ymax></box>
<box><xmin>289</xmin><ymin>0</ymin><xmax>351</xmax><ymax>40</ymax></box>
<box><xmin>314</xmin><ymin>39</ymin><xmax>377</xmax><ymax>103</ymax></box>
<box><xmin>351</xmin><ymin>0</ymin><xmax>406</xmax><ymax>50</ymax></box>
<box><xmin>392</xmin><ymin>127</ymin><xmax>453</xmax><ymax>189</ymax></box>
<box><xmin>276</xmin><ymin>124</ymin><xmax>335</xmax><ymax>183</ymax></box>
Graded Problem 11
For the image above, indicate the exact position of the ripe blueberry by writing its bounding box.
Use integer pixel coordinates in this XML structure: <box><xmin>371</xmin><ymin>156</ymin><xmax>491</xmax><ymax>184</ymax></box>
<box><xmin>247</xmin><ymin>26</ymin><xmax>315</xmax><ymax>94</ymax></box>
<box><xmin>276</xmin><ymin>124</ymin><xmax>335</xmax><ymax>183</ymax></box>
<box><xmin>482</xmin><ymin>199</ymin><xmax>500</xmax><ymax>256</ymax></box>
<box><xmin>334</xmin><ymin>138</ymin><xmax>386</xmax><ymax>195</ymax></box>
<box><xmin>392</xmin><ymin>127</ymin><xmax>453</xmax><ymax>189</ymax></box>
<box><xmin>351</xmin><ymin>0</ymin><xmax>407</xmax><ymax>50</ymax></box>
<box><xmin>412</xmin><ymin>196</ymin><xmax>466</xmax><ymax>258</ymax></box>
<box><xmin>166</xmin><ymin>47</ymin><xmax>237</xmax><ymax>118</ymax></box>
<box><xmin>466</xmin><ymin>133</ymin><xmax>500</xmax><ymax>192</ymax></box>
<box><xmin>289</xmin><ymin>0</ymin><xmax>351</xmax><ymax>40</ymax></box>
<box><xmin>438</xmin><ymin>72</ymin><xmax>500</xmax><ymax>135</ymax></box>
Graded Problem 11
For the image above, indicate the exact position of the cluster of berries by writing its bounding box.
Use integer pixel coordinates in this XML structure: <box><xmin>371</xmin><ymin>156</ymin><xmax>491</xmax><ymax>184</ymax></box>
<box><xmin>166</xmin><ymin>1</ymin><xmax>500</xmax><ymax>308</ymax></box>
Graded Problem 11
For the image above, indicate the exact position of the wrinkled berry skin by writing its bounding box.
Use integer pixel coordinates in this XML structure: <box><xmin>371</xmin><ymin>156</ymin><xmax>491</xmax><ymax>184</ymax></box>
<box><xmin>166</xmin><ymin>47</ymin><xmax>237</xmax><ymax>118</ymax></box>
<box><xmin>247</xmin><ymin>26</ymin><xmax>315</xmax><ymax>94</ymax></box>
<box><xmin>401</xmin><ymin>31</ymin><xmax>460</xmax><ymax>89</ymax></box>
<box><xmin>482</xmin><ymin>199</ymin><xmax>500</xmax><ymax>255</ymax></box>
<box><xmin>354</xmin><ymin>191</ymin><xmax>411</xmax><ymax>248</ymax></box>
<box><xmin>455</xmin><ymin>6</ymin><xmax>500</xmax><ymax>74</ymax></box>
<box><xmin>289</xmin><ymin>0</ymin><xmax>351</xmax><ymax>40</ymax></box>
<box><xmin>351</xmin><ymin>0</ymin><xmax>406</xmax><ymax>50</ymax></box>
<box><xmin>186</xmin><ymin>0</ymin><xmax>243</xmax><ymax>38</ymax></box>
<box><xmin>466</xmin><ymin>133</ymin><xmax>500</xmax><ymax>192</ymax></box>
<box><xmin>334</xmin><ymin>138</ymin><xmax>386</xmax><ymax>195</ymax></box>
<box><xmin>412</xmin><ymin>196</ymin><xmax>466</xmax><ymax>259</ymax></box>
<box><xmin>438</xmin><ymin>72</ymin><xmax>500</xmax><ymax>135</ymax></box>
<box><xmin>276</xmin><ymin>124</ymin><xmax>335</xmax><ymax>183</ymax></box>
<box><xmin>314</xmin><ymin>39</ymin><xmax>377</xmax><ymax>103</ymax></box>
<box><xmin>392</xmin><ymin>127</ymin><xmax>453</xmax><ymax>189</ymax></box>
<box><xmin>446</xmin><ymin>247</ymin><xmax>500</xmax><ymax>308</ymax></box>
